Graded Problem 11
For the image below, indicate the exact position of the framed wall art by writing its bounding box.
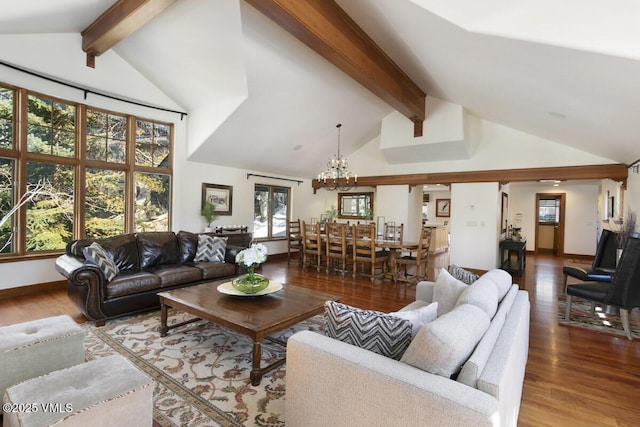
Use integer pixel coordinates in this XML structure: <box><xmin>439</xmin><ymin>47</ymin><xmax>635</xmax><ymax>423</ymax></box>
<box><xmin>202</xmin><ymin>183</ymin><xmax>233</xmax><ymax>216</ymax></box>
<box><xmin>436</xmin><ymin>198</ymin><xmax>450</xmax><ymax>218</ymax></box>
<box><xmin>501</xmin><ymin>192</ymin><xmax>509</xmax><ymax>233</ymax></box>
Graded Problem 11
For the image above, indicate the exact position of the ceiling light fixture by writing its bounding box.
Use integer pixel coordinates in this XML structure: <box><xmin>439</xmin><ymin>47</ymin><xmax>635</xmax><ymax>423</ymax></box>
<box><xmin>317</xmin><ymin>123</ymin><xmax>357</xmax><ymax>191</ymax></box>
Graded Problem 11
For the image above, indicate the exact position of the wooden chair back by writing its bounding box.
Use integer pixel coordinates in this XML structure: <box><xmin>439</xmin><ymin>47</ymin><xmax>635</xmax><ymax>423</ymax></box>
<box><xmin>384</xmin><ymin>223</ymin><xmax>404</xmax><ymax>242</ymax></box>
<box><xmin>287</xmin><ymin>219</ymin><xmax>303</xmax><ymax>264</ymax></box>
<box><xmin>352</xmin><ymin>223</ymin><xmax>376</xmax><ymax>261</ymax></box>
<box><xmin>326</xmin><ymin>222</ymin><xmax>350</xmax><ymax>274</ymax></box>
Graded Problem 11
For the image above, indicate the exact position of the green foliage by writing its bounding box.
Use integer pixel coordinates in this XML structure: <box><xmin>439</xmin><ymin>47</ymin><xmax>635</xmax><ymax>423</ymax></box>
<box><xmin>324</xmin><ymin>204</ymin><xmax>338</xmax><ymax>220</ymax></box>
<box><xmin>201</xmin><ymin>201</ymin><xmax>217</xmax><ymax>225</ymax></box>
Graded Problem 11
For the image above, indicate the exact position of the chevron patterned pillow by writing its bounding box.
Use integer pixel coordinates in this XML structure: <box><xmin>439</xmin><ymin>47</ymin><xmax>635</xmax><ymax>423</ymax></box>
<box><xmin>83</xmin><ymin>242</ymin><xmax>119</xmax><ymax>281</ymax></box>
<box><xmin>448</xmin><ymin>264</ymin><xmax>480</xmax><ymax>285</ymax></box>
<box><xmin>194</xmin><ymin>235</ymin><xmax>228</xmax><ymax>263</ymax></box>
<box><xmin>324</xmin><ymin>301</ymin><xmax>412</xmax><ymax>360</ymax></box>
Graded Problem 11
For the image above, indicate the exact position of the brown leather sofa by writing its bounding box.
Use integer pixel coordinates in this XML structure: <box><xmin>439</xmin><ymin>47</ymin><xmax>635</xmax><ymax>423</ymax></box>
<box><xmin>55</xmin><ymin>231</ymin><xmax>251</xmax><ymax>325</ymax></box>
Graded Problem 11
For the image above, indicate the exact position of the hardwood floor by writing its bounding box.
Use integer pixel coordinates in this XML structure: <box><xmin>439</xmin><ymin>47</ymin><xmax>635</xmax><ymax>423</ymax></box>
<box><xmin>1</xmin><ymin>252</ymin><xmax>639</xmax><ymax>426</ymax></box>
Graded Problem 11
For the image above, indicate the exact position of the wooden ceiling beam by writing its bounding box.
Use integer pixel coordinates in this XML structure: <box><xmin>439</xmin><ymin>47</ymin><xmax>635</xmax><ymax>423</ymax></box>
<box><xmin>245</xmin><ymin>0</ymin><xmax>426</xmax><ymax>136</ymax></box>
<box><xmin>81</xmin><ymin>0</ymin><xmax>177</xmax><ymax>68</ymax></box>
<box><xmin>312</xmin><ymin>164</ymin><xmax>629</xmax><ymax>193</ymax></box>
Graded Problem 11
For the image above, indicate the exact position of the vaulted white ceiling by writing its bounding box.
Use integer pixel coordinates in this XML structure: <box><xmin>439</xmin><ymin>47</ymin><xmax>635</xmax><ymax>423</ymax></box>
<box><xmin>2</xmin><ymin>0</ymin><xmax>639</xmax><ymax>178</ymax></box>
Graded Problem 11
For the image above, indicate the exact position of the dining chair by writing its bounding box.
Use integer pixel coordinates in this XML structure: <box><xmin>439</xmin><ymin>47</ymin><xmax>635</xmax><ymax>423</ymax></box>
<box><xmin>287</xmin><ymin>219</ymin><xmax>303</xmax><ymax>265</ymax></box>
<box><xmin>562</xmin><ymin>229</ymin><xmax>618</xmax><ymax>293</ymax></box>
<box><xmin>301</xmin><ymin>221</ymin><xmax>323</xmax><ymax>272</ymax></box>
<box><xmin>384</xmin><ymin>223</ymin><xmax>404</xmax><ymax>242</ymax></box>
<box><xmin>565</xmin><ymin>232</ymin><xmax>640</xmax><ymax>340</ymax></box>
<box><xmin>325</xmin><ymin>222</ymin><xmax>351</xmax><ymax>276</ymax></box>
<box><xmin>352</xmin><ymin>223</ymin><xmax>388</xmax><ymax>282</ymax></box>
<box><xmin>395</xmin><ymin>226</ymin><xmax>433</xmax><ymax>283</ymax></box>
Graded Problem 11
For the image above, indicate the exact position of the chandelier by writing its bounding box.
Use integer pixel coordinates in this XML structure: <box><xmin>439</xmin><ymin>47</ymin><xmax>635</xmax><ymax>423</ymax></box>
<box><xmin>317</xmin><ymin>123</ymin><xmax>357</xmax><ymax>191</ymax></box>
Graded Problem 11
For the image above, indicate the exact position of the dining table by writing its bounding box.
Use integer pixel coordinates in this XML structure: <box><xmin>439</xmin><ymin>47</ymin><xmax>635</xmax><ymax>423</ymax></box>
<box><xmin>306</xmin><ymin>231</ymin><xmax>420</xmax><ymax>281</ymax></box>
<box><xmin>374</xmin><ymin>239</ymin><xmax>420</xmax><ymax>281</ymax></box>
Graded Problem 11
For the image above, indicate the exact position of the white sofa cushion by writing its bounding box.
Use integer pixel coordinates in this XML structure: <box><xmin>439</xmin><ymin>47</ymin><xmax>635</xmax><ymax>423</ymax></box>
<box><xmin>457</xmin><ymin>286</ymin><xmax>518</xmax><ymax>388</ymax></box>
<box><xmin>390</xmin><ymin>302</ymin><xmax>438</xmax><ymax>338</ymax></box>
<box><xmin>479</xmin><ymin>269</ymin><xmax>513</xmax><ymax>301</ymax></box>
<box><xmin>324</xmin><ymin>301</ymin><xmax>412</xmax><ymax>360</ymax></box>
<box><xmin>432</xmin><ymin>268</ymin><xmax>468</xmax><ymax>316</ymax></box>
<box><xmin>400</xmin><ymin>304</ymin><xmax>491</xmax><ymax>378</ymax></box>
<box><xmin>456</xmin><ymin>277</ymin><xmax>499</xmax><ymax>318</ymax></box>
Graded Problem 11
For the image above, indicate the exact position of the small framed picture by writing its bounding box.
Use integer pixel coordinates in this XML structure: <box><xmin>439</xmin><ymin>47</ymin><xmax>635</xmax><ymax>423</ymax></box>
<box><xmin>202</xmin><ymin>183</ymin><xmax>233</xmax><ymax>216</ymax></box>
<box><xmin>436</xmin><ymin>199</ymin><xmax>450</xmax><ymax>217</ymax></box>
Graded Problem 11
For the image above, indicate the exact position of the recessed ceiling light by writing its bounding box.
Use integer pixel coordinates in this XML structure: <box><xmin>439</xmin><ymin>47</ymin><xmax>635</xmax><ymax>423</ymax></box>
<box><xmin>548</xmin><ymin>111</ymin><xmax>566</xmax><ymax>118</ymax></box>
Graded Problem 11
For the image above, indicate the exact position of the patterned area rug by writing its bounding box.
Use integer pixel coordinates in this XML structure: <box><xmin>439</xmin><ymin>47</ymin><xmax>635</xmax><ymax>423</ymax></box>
<box><xmin>84</xmin><ymin>311</ymin><xmax>324</xmax><ymax>426</ymax></box>
<box><xmin>557</xmin><ymin>294</ymin><xmax>640</xmax><ymax>339</ymax></box>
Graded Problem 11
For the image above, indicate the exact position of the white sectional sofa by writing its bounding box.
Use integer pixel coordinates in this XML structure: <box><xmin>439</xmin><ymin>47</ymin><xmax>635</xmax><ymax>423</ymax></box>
<box><xmin>286</xmin><ymin>269</ymin><xmax>530</xmax><ymax>427</ymax></box>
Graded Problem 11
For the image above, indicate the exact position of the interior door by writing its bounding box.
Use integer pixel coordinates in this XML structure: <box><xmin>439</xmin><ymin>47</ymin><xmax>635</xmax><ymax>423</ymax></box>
<box><xmin>535</xmin><ymin>193</ymin><xmax>566</xmax><ymax>256</ymax></box>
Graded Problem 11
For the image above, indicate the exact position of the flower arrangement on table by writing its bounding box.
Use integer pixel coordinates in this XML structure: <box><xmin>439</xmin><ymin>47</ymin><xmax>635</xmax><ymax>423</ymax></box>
<box><xmin>232</xmin><ymin>243</ymin><xmax>269</xmax><ymax>294</ymax></box>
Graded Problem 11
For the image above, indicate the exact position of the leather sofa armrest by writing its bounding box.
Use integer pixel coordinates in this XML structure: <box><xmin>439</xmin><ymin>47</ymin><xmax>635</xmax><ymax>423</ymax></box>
<box><xmin>55</xmin><ymin>255</ymin><xmax>108</xmax><ymax>323</ymax></box>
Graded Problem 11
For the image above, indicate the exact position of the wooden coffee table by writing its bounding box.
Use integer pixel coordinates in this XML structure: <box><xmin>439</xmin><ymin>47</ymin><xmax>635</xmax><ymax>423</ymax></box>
<box><xmin>158</xmin><ymin>280</ymin><xmax>340</xmax><ymax>385</ymax></box>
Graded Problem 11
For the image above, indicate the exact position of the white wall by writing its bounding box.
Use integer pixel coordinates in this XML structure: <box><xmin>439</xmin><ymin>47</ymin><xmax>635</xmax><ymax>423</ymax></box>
<box><xmin>449</xmin><ymin>182</ymin><xmax>500</xmax><ymax>270</ymax></box>
<box><xmin>509</xmin><ymin>182</ymin><xmax>599</xmax><ymax>255</ymax></box>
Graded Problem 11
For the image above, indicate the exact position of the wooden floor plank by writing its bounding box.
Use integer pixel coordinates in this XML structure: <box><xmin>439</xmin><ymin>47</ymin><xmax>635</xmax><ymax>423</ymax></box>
<box><xmin>1</xmin><ymin>251</ymin><xmax>639</xmax><ymax>426</ymax></box>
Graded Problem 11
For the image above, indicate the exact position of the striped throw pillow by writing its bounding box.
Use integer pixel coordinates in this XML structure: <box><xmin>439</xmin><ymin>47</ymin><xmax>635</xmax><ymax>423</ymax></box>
<box><xmin>324</xmin><ymin>301</ymin><xmax>412</xmax><ymax>360</ymax></box>
<box><xmin>448</xmin><ymin>264</ymin><xmax>480</xmax><ymax>285</ymax></box>
<box><xmin>194</xmin><ymin>235</ymin><xmax>227</xmax><ymax>262</ymax></box>
<box><xmin>83</xmin><ymin>242</ymin><xmax>119</xmax><ymax>281</ymax></box>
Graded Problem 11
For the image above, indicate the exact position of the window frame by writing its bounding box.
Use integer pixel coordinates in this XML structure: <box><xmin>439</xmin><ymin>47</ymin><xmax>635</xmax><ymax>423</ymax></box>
<box><xmin>0</xmin><ymin>82</ymin><xmax>174</xmax><ymax>262</ymax></box>
<box><xmin>253</xmin><ymin>184</ymin><xmax>291</xmax><ymax>241</ymax></box>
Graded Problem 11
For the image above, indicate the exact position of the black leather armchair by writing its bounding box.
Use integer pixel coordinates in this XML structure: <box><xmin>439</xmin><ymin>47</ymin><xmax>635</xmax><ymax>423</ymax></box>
<box><xmin>563</xmin><ymin>229</ymin><xmax>618</xmax><ymax>292</ymax></box>
<box><xmin>565</xmin><ymin>232</ymin><xmax>640</xmax><ymax>340</ymax></box>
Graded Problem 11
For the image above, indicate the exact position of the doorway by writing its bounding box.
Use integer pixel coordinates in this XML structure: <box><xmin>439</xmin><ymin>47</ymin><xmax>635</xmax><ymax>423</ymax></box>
<box><xmin>535</xmin><ymin>193</ymin><xmax>566</xmax><ymax>256</ymax></box>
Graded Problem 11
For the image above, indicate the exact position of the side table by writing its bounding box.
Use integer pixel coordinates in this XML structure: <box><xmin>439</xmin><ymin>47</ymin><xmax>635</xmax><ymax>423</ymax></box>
<box><xmin>500</xmin><ymin>239</ymin><xmax>527</xmax><ymax>275</ymax></box>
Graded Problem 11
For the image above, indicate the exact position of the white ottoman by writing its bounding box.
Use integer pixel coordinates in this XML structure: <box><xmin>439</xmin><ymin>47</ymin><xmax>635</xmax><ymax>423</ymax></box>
<box><xmin>3</xmin><ymin>355</ymin><xmax>154</xmax><ymax>427</ymax></box>
<box><xmin>0</xmin><ymin>315</ymin><xmax>85</xmax><ymax>401</ymax></box>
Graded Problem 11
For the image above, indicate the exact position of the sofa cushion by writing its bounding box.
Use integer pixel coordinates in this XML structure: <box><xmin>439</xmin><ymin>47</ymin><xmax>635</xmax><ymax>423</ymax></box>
<box><xmin>400</xmin><ymin>304</ymin><xmax>490</xmax><ymax>378</ymax></box>
<box><xmin>149</xmin><ymin>264</ymin><xmax>203</xmax><ymax>287</ymax></box>
<box><xmin>479</xmin><ymin>269</ymin><xmax>512</xmax><ymax>301</ymax></box>
<box><xmin>433</xmin><ymin>268</ymin><xmax>468</xmax><ymax>316</ymax></box>
<box><xmin>194</xmin><ymin>235</ymin><xmax>227</xmax><ymax>263</ymax></box>
<box><xmin>194</xmin><ymin>261</ymin><xmax>236</xmax><ymax>280</ymax></box>
<box><xmin>69</xmin><ymin>234</ymin><xmax>139</xmax><ymax>272</ymax></box>
<box><xmin>389</xmin><ymin>302</ymin><xmax>438</xmax><ymax>338</ymax></box>
<box><xmin>104</xmin><ymin>272</ymin><xmax>161</xmax><ymax>299</ymax></box>
<box><xmin>448</xmin><ymin>265</ymin><xmax>480</xmax><ymax>284</ymax></box>
<box><xmin>457</xmin><ymin>306</ymin><xmax>507</xmax><ymax>388</ymax></box>
<box><xmin>177</xmin><ymin>231</ymin><xmax>198</xmax><ymax>263</ymax></box>
<box><xmin>137</xmin><ymin>232</ymin><xmax>179</xmax><ymax>270</ymax></box>
<box><xmin>83</xmin><ymin>242</ymin><xmax>119</xmax><ymax>281</ymax></box>
<box><xmin>455</xmin><ymin>277</ymin><xmax>499</xmax><ymax>318</ymax></box>
<box><xmin>324</xmin><ymin>301</ymin><xmax>412</xmax><ymax>360</ymax></box>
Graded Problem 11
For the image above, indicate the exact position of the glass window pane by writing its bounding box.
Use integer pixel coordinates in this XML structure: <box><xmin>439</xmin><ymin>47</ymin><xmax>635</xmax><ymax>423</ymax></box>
<box><xmin>87</xmin><ymin>110</ymin><xmax>127</xmax><ymax>163</ymax></box>
<box><xmin>134</xmin><ymin>172</ymin><xmax>170</xmax><ymax>232</ymax></box>
<box><xmin>86</xmin><ymin>135</ymin><xmax>106</xmax><ymax>160</ymax></box>
<box><xmin>254</xmin><ymin>185</ymin><xmax>269</xmax><ymax>239</ymax></box>
<box><xmin>0</xmin><ymin>158</ymin><xmax>15</xmax><ymax>253</ymax></box>
<box><xmin>27</xmin><ymin>94</ymin><xmax>75</xmax><ymax>157</ymax></box>
<box><xmin>272</xmin><ymin>187</ymin><xmax>289</xmax><ymax>238</ymax></box>
<box><xmin>136</xmin><ymin>120</ymin><xmax>170</xmax><ymax>167</ymax></box>
<box><xmin>135</xmin><ymin>120</ymin><xmax>153</xmax><ymax>166</ymax></box>
<box><xmin>26</xmin><ymin>162</ymin><xmax>74</xmax><ymax>252</ymax></box>
<box><xmin>0</xmin><ymin>87</ymin><xmax>14</xmax><ymax>149</ymax></box>
<box><xmin>85</xmin><ymin>169</ymin><xmax>125</xmax><ymax>238</ymax></box>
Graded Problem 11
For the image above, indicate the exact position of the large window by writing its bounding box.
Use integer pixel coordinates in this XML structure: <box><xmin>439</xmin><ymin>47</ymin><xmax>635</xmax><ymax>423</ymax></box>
<box><xmin>0</xmin><ymin>82</ymin><xmax>173</xmax><ymax>258</ymax></box>
<box><xmin>253</xmin><ymin>184</ymin><xmax>290</xmax><ymax>240</ymax></box>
